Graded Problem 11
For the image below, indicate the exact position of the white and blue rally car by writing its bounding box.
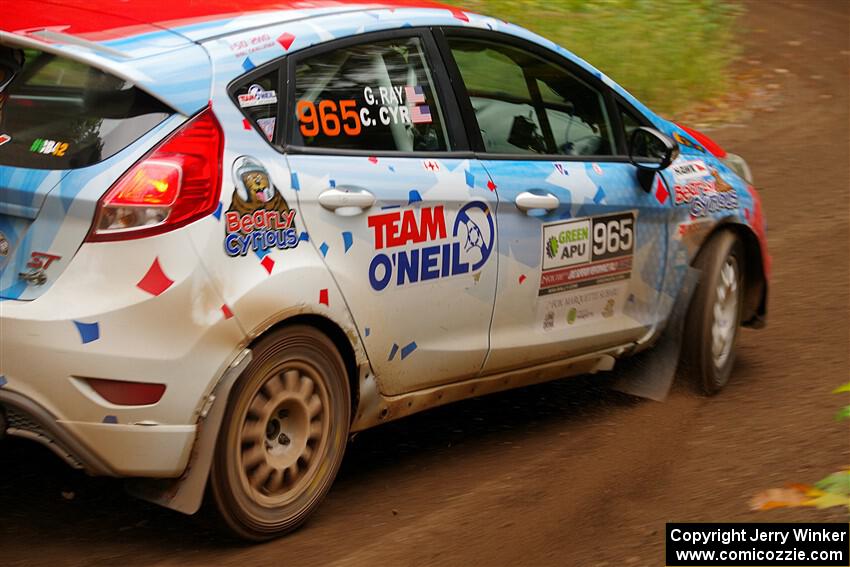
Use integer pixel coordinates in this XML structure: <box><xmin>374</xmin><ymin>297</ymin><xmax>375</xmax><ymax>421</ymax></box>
<box><xmin>0</xmin><ymin>0</ymin><xmax>769</xmax><ymax>540</ymax></box>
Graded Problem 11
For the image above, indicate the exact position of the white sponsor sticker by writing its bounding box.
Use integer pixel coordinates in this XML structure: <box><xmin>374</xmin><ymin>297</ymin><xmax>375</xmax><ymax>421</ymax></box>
<box><xmin>538</xmin><ymin>283</ymin><xmax>626</xmax><ymax>331</ymax></box>
<box><xmin>671</xmin><ymin>159</ymin><xmax>709</xmax><ymax>182</ymax></box>
<box><xmin>542</xmin><ymin>218</ymin><xmax>591</xmax><ymax>271</ymax></box>
<box><xmin>238</xmin><ymin>84</ymin><xmax>278</xmax><ymax>108</ymax></box>
<box><xmin>257</xmin><ymin>117</ymin><xmax>276</xmax><ymax>142</ymax></box>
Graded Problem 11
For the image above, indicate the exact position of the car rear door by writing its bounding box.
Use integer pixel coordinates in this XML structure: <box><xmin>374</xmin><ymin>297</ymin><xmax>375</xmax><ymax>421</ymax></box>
<box><xmin>436</xmin><ymin>29</ymin><xmax>670</xmax><ymax>373</ymax></box>
<box><xmin>282</xmin><ymin>30</ymin><xmax>499</xmax><ymax>396</ymax></box>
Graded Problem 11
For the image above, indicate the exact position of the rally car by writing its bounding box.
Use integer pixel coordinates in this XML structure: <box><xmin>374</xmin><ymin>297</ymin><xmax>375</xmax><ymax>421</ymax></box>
<box><xmin>0</xmin><ymin>0</ymin><xmax>768</xmax><ymax>540</ymax></box>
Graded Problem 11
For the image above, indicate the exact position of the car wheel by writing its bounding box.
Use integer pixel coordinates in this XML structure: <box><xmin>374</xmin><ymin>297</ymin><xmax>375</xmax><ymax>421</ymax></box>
<box><xmin>210</xmin><ymin>325</ymin><xmax>350</xmax><ymax>540</ymax></box>
<box><xmin>682</xmin><ymin>230</ymin><xmax>745</xmax><ymax>395</ymax></box>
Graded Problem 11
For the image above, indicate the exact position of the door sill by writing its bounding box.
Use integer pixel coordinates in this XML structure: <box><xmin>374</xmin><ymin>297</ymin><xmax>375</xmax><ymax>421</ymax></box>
<box><xmin>351</xmin><ymin>346</ymin><xmax>626</xmax><ymax>432</ymax></box>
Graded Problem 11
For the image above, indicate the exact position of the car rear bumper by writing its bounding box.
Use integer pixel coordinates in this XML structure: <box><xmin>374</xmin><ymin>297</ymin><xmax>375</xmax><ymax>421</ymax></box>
<box><xmin>0</xmin><ymin>388</ymin><xmax>195</xmax><ymax>476</ymax></box>
<box><xmin>0</xmin><ymin>232</ymin><xmax>246</xmax><ymax>477</ymax></box>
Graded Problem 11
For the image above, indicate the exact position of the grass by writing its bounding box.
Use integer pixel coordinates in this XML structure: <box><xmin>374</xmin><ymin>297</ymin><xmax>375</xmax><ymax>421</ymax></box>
<box><xmin>445</xmin><ymin>0</ymin><xmax>744</xmax><ymax>116</ymax></box>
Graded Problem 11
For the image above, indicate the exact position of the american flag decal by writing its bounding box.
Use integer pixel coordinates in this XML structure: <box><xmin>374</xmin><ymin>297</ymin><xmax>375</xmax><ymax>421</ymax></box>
<box><xmin>404</xmin><ymin>85</ymin><xmax>426</xmax><ymax>104</ymax></box>
<box><xmin>411</xmin><ymin>104</ymin><xmax>432</xmax><ymax>124</ymax></box>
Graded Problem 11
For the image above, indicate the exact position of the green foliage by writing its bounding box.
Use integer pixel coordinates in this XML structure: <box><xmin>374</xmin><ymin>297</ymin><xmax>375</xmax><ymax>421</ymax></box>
<box><xmin>815</xmin><ymin>472</ymin><xmax>850</xmax><ymax>497</ymax></box>
<box><xmin>446</xmin><ymin>0</ymin><xmax>743</xmax><ymax>115</ymax></box>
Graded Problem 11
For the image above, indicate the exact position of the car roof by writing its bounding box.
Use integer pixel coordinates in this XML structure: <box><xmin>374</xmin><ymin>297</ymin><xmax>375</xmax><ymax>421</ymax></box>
<box><xmin>2</xmin><ymin>0</ymin><xmax>663</xmax><ymax>127</ymax></box>
<box><xmin>3</xmin><ymin>0</ymin><xmax>462</xmax><ymax>46</ymax></box>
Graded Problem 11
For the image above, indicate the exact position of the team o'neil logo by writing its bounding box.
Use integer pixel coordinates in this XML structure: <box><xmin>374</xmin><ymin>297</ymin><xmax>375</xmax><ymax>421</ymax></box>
<box><xmin>367</xmin><ymin>201</ymin><xmax>495</xmax><ymax>291</ymax></box>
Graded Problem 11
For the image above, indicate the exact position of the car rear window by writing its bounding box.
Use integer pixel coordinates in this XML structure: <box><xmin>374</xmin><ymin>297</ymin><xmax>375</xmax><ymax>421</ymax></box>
<box><xmin>0</xmin><ymin>48</ymin><xmax>172</xmax><ymax>170</ymax></box>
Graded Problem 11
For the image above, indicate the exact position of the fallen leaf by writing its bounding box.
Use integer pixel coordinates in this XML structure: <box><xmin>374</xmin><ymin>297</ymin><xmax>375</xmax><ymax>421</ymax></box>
<box><xmin>807</xmin><ymin>492</ymin><xmax>850</xmax><ymax>510</ymax></box>
<box><xmin>750</xmin><ymin>487</ymin><xmax>809</xmax><ymax>510</ymax></box>
<box><xmin>816</xmin><ymin>471</ymin><xmax>850</xmax><ymax>496</ymax></box>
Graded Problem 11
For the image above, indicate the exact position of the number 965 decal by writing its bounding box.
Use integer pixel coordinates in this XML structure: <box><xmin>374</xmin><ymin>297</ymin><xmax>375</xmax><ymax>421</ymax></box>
<box><xmin>540</xmin><ymin>211</ymin><xmax>636</xmax><ymax>296</ymax></box>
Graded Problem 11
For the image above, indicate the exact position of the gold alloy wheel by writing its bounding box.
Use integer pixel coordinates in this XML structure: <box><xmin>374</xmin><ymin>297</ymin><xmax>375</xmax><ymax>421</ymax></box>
<box><xmin>237</xmin><ymin>364</ymin><xmax>330</xmax><ymax>507</ymax></box>
<box><xmin>211</xmin><ymin>325</ymin><xmax>350</xmax><ymax>540</ymax></box>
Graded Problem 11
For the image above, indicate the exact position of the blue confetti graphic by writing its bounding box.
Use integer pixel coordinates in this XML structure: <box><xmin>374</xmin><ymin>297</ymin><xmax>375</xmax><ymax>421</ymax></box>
<box><xmin>290</xmin><ymin>172</ymin><xmax>300</xmax><ymax>191</ymax></box>
<box><xmin>299</xmin><ymin>231</ymin><xmax>310</xmax><ymax>242</ymax></box>
<box><xmin>242</xmin><ymin>57</ymin><xmax>256</xmax><ymax>71</ymax></box>
<box><xmin>408</xmin><ymin>190</ymin><xmax>422</xmax><ymax>205</ymax></box>
<box><xmin>319</xmin><ymin>242</ymin><xmax>329</xmax><ymax>257</ymax></box>
<box><xmin>73</xmin><ymin>320</ymin><xmax>100</xmax><ymax>344</ymax></box>
<box><xmin>102</xmin><ymin>415</ymin><xmax>118</xmax><ymax>424</ymax></box>
<box><xmin>465</xmin><ymin>170</ymin><xmax>475</xmax><ymax>188</ymax></box>
<box><xmin>212</xmin><ymin>202</ymin><xmax>223</xmax><ymax>220</ymax></box>
<box><xmin>364</xmin><ymin>327</ymin><xmax>371</xmax><ymax>337</ymax></box>
<box><xmin>593</xmin><ymin>187</ymin><xmax>606</xmax><ymax>204</ymax></box>
<box><xmin>0</xmin><ymin>375</ymin><xmax>6</xmax><ymax>388</ymax></box>
<box><xmin>388</xmin><ymin>343</ymin><xmax>399</xmax><ymax>361</ymax></box>
<box><xmin>400</xmin><ymin>341</ymin><xmax>418</xmax><ymax>360</ymax></box>
<box><xmin>388</xmin><ymin>165</ymin><xmax>396</xmax><ymax>172</ymax></box>
<box><xmin>342</xmin><ymin>231</ymin><xmax>353</xmax><ymax>253</ymax></box>
<box><xmin>329</xmin><ymin>179</ymin><xmax>336</xmax><ymax>188</ymax></box>
<box><xmin>255</xmin><ymin>247</ymin><xmax>270</xmax><ymax>259</ymax></box>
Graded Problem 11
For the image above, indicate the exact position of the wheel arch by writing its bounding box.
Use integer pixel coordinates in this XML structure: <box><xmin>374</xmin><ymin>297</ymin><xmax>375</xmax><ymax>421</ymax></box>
<box><xmin>248</xmin><ymin>313</ymin><xmax>362</xmax><ymax>417</ymax></box>
<box><xmin>693</xmin><ymin>218</ymin><xmax>768</xmax><ymax>329</ymax></box>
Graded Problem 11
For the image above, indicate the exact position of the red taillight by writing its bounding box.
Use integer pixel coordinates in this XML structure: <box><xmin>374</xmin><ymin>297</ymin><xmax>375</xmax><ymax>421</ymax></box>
<box><xmin>87</xmin><ymin>106</ymin><xmax>223</xmax><ymax>242</ymax></box>
<box><xmin>85</xmin><ymin>378</ymin><xmax>166</xmax><ymax>406</ymax></box>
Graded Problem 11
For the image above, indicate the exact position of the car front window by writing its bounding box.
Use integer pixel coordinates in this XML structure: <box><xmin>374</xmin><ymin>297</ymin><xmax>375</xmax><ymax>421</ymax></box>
<box><xmin>448</xmin><ymin>37</ymin><xmax>616</xmax><ymax>157</ymax></box>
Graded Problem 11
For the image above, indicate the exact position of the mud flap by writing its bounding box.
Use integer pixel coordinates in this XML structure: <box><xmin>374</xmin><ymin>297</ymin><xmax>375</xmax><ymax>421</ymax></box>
<box><xmin>126</xmin><ymin>348</ymin><xmax>252</xmax><ymax>515</ymax></box>
<box><xmin>611</xmin><ymin>267</ymin><xmax>701</xmax><ymax>401</ymax></box>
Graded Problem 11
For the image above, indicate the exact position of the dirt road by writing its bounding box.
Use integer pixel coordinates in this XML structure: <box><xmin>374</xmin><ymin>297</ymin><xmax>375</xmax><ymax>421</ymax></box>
<box><xmin>1</xmin><ymin>1</ymin><xmax>847</xmax><ymax>565</ymax></box>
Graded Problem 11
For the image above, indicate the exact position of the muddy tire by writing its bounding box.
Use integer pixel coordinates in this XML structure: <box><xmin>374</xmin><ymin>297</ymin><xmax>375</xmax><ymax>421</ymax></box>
<box><xmin>210</xmin><ymin>325</ymin><xmax>350</xmax><ymax>541</ymax></box>
<box><xmin>682</xmin><ymin>231</ymin><xmax>745</xmax><ymax>395</ymax></box>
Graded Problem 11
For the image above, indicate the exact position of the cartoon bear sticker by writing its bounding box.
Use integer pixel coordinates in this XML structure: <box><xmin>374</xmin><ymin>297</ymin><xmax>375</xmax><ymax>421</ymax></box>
<box><xmin>228</xmin><ymin>156</ymin><xmax>291</xmax><ymax>222</ymax></box>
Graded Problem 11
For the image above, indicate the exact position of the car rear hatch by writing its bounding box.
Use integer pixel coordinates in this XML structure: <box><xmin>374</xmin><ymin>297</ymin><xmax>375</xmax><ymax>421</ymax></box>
<box><xmin>0</xmin><ymin>31</ymin><xmax>210</xmax><ymax>300</ymax></box>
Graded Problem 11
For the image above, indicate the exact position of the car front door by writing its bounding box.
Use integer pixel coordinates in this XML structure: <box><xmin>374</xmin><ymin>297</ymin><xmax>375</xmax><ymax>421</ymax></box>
<box><xmin>284</xmin><ymin>30</ymin><xmax>499</xmax><ymax>395</ymax></box>
<box><xmin>438</xmin><ymin>29</ymin><xmax>670</xmax><ymax>373</ymax></box>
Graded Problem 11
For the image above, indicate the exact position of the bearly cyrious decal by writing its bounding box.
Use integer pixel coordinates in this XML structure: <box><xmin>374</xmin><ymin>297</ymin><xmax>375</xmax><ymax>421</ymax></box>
<box><xmin>224</xmin><ymin>156</ymin><xmax>298</xmax><ymax>257</ymax></box>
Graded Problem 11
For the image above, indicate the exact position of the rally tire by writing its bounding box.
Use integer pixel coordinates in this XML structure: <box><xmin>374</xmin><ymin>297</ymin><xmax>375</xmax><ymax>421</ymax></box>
<box><xmin>682</xmin><ymin>231</ymin><xmax>745</xmax><ymax>395</ymax></box>
<box><xmin>210</xmin><ymin>325</ymin><xmax>350</xmax><ymax>541</ymax></box>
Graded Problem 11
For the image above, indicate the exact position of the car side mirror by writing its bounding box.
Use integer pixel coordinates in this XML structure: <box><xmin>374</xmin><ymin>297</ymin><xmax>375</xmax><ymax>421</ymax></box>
<box><xmin>629</xmin><ymin>127</ymin><xmax>679</xmax><ymax>192</ymax></box>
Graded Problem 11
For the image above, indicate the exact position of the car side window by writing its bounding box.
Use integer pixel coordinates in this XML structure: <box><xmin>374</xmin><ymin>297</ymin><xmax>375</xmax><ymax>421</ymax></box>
<box><xmin>291</xmin><ymin>37</ymin><xmax>449</xmax><ymax>152</ymax></box>
<box><xmin>447</xmin><ymin>37</ymin><xmax>615</xmax><ymax>157</ymax></box>
<box><xmin>233</xmin><ymin>68</ymin><xmax>280</xmax><ymax>144</ymax></box>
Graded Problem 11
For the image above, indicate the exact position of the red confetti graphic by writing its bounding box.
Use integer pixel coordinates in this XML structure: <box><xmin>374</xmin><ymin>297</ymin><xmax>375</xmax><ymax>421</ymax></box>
<box><xmin>450</xmin><ymin>8</ymin><xmax>470</xmax><ymax>21</ymax></box>
<box><xmin>518</xmin><ymin>274</ymin><xmax>527</xmax><ymax>284</ymax></box>
<box><xmin>136</xmin><ymin>258</ymin><xmax>174</xmax><ymax>296</ymax></box>
<box><xmin>319</xmin><ymin>288</ymin><xmax>329</xmax><ymax>306</ymax></box>
<box><xmin>654</xmin><ymin>176</ymin><xmax>669</xmax><ymax>204</ymax></box>
<box><xmin>260</xmin><ymin>256</ymin><xmax>275</xmax><ymax>274</ymax></box>
<box><xmin>368</xmin><ymin>156</ymin><xmax>378</xmax><ymax>164</ymax></box>
<box><xmin>277</xmin><ymin>32</ymin><xmax>295</xmax><ymax>51</ymax></box>
<box><xmin>242</xmin><ymin>118</ymin><xmax>251</xmax><ymax>130</ymax></box>
<box><xmin>221</xmin><ymin>304</ymin><xmax>233</xmax><ymax>319</ymax></box>
<box><xmin>487</xmin><ymin>180</ymin><xmax>497</xmax><ymax>191</ymax></box>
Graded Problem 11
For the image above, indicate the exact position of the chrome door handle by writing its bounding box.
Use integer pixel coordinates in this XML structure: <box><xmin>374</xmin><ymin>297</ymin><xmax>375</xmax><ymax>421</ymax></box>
<box><xmin>515</xmin><ymin>191</ymin><xmax>560</xmax><ymax>212</ymax></box>
<box><xmin>318</xmin><ymin>187</ymin><xmax>376</xmax><ymax>215</ymax></box>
